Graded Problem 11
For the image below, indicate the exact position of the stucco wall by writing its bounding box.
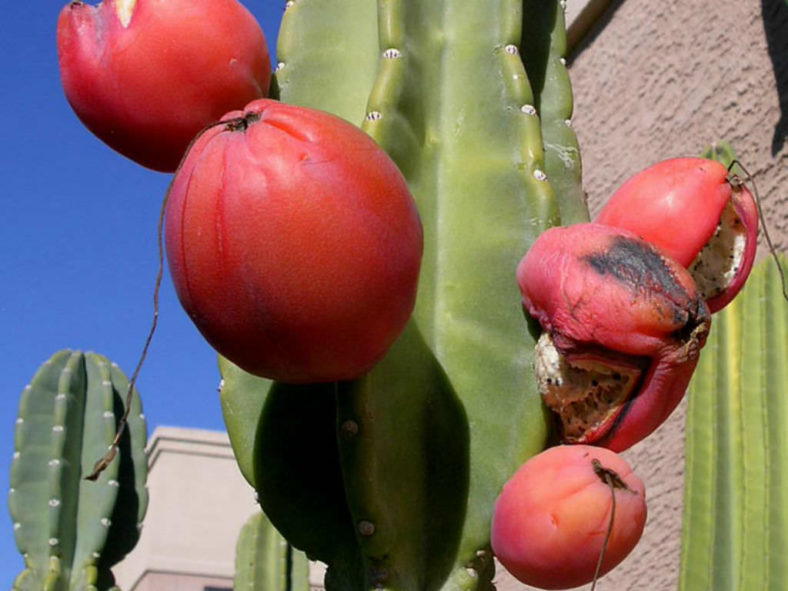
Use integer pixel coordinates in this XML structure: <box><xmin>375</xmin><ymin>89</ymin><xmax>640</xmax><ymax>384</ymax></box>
<box><xmin>496</xmin><ymin>0</ymin><xmax>788</xmax><ymax>589</ymax></box>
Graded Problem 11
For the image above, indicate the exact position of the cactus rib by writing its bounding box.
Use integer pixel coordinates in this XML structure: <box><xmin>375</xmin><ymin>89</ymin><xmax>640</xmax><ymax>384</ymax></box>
<box><xmin>233</xmin><ymin>511</ymin><xmax>310</xmax><ymax>591</ymax></box>
<box><xmin>680</xmin><ymin>256</ymin><xmax>788</xmax><ymax>590</ymax></box>
<box><xmin>219</xmin><ymin>357</ymin><xmax>365</xmax><ymax>590</ymax></box>
<box><xmin>521</xmin><ymin>0</ymin><xmax>589</xmax><ymax>224</ymax></box>
<box><xmin>272</xmin><ymin>0</ymin><xmax>379</xmax><ymax>124</ymax></box>
<box><xmin>335</xmin><ymin>322</ymin><xmax>469</xmax><ymax>590</ymax></box>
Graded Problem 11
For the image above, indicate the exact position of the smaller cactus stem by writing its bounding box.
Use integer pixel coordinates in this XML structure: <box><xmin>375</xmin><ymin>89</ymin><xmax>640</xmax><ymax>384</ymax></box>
<box><xmin>233</xmin><ymin>511</ymin><xmax>309</xmax><ymax>590</ymax></box>
<box><xmin>681</xmin><ymin>256</ymin><xmax>788</xmax><ymax>590</ymax></box>
<box><xmin>11</xmin><ymin>351</ymin><xmax>147</xmax><ymax>588</ymax></box>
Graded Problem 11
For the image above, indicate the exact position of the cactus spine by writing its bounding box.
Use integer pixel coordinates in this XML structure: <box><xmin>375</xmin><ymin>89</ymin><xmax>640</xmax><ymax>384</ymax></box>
<box><xmin>9</xmin><ymin>350</ymin><xmax>148</xmax><ymax>591</ymax></box>
<box><xmin>234</xmin><ymin>512</ymin><xmax>310</xmax><ymax>591</ymax></box>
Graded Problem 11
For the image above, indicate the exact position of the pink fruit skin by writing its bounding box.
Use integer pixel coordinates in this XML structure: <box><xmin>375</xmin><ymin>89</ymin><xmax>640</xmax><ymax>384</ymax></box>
<box><xmin>595</xmin><ymin>158</ymin><xmax>758</xmax><ymax>313</ymax></box>
<box><xmin>165</xmin><ymin>99</ymin><xmax>423</xmax><ymax>384</ymax></box>
<box><xmin>57</xmin><ymin>0</ymin><xmax>271</xmax><ymax>172</ymax></box>
<box><xmin>517</xmin><ymin>223</ymin><xmax>710</xmax><ymax>451</ymax></box>
<box><xmin>491</xmin><ymin>445</ymin><xmax>647</xmax><ymax>590</ymax></box>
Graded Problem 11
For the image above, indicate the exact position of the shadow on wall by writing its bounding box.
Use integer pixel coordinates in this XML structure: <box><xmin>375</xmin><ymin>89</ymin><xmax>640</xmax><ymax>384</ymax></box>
<box><xmin>762</xmin><ymin>0</ymin><xmax>788</xmax><ymax>155</ymax></box>
<box><xmin>567</xmin><ymin>0</ymin><xmax>624</xmax><ymax>64</ymax></box>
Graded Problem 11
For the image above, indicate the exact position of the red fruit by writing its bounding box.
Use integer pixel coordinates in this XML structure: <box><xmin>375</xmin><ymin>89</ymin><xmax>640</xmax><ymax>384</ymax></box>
<box><xmin>517</xmin><ymin>223</ymin><xmax>710</xmax><ymax>451</ymax></box>
<box><xmin>492</xmin><ymin>445</ymin><xmax>647</xmax><ymax>590</ymax></box>
<box><xmin>57</xmin><ymin>0</ymin><xmax>270</xmax><ymax>172</ymax></box>
<box><xmin>164</xmin><ymin>99</ymin><xmax>423</xmax><ymax>384</ymax></box>
<box><xmin>595</xmin><ymin>158</ymin><xmax>758</xmax><ymax>312</ymax></box>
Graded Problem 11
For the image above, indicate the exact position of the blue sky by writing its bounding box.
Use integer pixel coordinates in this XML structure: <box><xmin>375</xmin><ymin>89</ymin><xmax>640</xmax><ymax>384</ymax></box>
<box><xmin>0</xmin><ymin>0</ymin><xmax>283</xmax><ymax>583</ymax></box>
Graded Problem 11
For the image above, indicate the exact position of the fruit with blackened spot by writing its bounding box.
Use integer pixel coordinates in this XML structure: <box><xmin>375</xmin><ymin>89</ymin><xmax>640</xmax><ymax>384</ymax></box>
<box><xmin>595</xmin><ymin>158</ymin><xmax>758</xmax><ymax>312</ymax></box>
<box><xmin>517</xmin><ymin>223</ymin><xmax>711</xmax><ymax>451</ymax></box>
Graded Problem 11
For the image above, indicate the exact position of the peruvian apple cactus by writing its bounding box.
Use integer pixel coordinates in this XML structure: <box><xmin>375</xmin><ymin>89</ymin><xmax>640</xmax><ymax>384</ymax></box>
<box><xmin>49</xmin><ymin>0</ymin><xmax>769</xmax><ymax>588</ymax></box>
<box><xmin>218</xmin><ymin>0</ymin><xmax>583</xmax><ymax>588</ymax></box>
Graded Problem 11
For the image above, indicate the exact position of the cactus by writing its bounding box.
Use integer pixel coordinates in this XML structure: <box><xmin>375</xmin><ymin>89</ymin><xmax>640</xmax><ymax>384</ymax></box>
<box><xmin>234</xmin><ymin>512</ymin><xmax>310</xmax><ymax>591</ymax></box>
<box><xmin>222</xmin><ymin>1</ymin><xmax>589</xmax><ymax>589</ymax></box>
<box><xmin>9</xmin><ymin>350</ymin><xmax>148</xmax><ymax>591</ymax></box>
<box><xmin>679</xmin><ymin>254</ymin><xmax>788</xmax><ymax>590</ymax></box>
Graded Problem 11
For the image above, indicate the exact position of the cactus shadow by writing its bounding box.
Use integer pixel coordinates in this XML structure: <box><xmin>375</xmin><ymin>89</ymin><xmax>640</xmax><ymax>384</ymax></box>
<box><xmin>252</xmin><ymin>380</ymin><xmax>364</xmax><ymax>585</ymax></box>
<box><xmin>761</xmin><ymin>0</ymin><xmax>788</xmax><ymax>156</ymax></box>
<box><xmin>100</xmin><ymin>385</ymin><xmax>144</xmax><ymax>571</ymax></box>
<box><xmin>251</xmin><ymin>322</ymin><xmax>471</xmax><ymax>590</ymax></box>
<box><xmin>565</xmin><ymin>0</ymin><xmax>625</xmax><ymax>64</ymax></box>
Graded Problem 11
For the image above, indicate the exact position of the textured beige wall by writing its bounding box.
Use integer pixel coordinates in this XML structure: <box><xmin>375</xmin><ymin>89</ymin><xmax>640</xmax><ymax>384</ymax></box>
<box><xmin>496</xmin><ymin>0</ymin><xmax>788</xmax><ymax>589</ymax></box>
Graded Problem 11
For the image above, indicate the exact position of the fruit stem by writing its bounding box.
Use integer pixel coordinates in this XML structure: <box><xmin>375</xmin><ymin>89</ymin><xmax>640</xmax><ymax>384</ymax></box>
<box><xmin>86</xmin><ymin>183</ymin><xmax>165</xmax><ymax>480</ymax></box>
<box><xmin>225</xmin><ymin>112</ymin><xmax>261</xmax><ymax>132</ymax></box>
<box><xmin>85</xmin><ymin>117</ymin><xmax>232</xmax><ymax>481</ymax></box>
<box><xmin>590</xmin><ymin>459</ymin><xmax>633</xmax><ymax>591</ymax></box>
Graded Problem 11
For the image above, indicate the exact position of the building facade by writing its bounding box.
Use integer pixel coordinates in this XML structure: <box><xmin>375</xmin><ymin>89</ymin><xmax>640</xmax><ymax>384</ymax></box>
<box><xmin>112</xmin><ymin>427</ymin><xmax>325</xmax><ymax>590</ymax></box>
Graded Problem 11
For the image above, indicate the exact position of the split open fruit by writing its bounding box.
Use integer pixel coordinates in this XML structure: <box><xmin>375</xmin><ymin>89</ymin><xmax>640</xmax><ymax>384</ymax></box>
<box><xmin>517</xmin><ymin>223</ymin><xmax>711</xmax><ymax>451</ymax></box>
<box><xmin>57</xmin><ymin>0</ymin><xmax>271</xmax><ymax>171</ymax></box>
<box><xmin>595</xmin><ymin>158</ymin><xmax>758</xmax><ymax>313</ymax></box>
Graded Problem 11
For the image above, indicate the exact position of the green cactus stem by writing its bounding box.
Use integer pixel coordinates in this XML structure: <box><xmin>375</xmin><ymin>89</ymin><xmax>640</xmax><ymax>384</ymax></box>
<box><xmin>222</xmin><ymin>1</ymin><xmax>589</xmax><ymax>588</ymax></box>
<box><xmin>360</xmin><ymin>0</ymin><xmax>558</xmax><ymax>584</ymax></box>
<box><xmin>679</xmin><ymin>255</ymin><xmax>788</xmax><ymax>590</ymax></box>
<box><xmin>234</xmin><ymin>512</ymin><xmax>310</xmax><ymax>591</ymax></box>
<box><xmin>521</xmin><ymin>0</ymin><xmax>589</xmax><ymax>224</ymax></box>
<box><xmin>699</xmin><ymin>140</ymin><xmax>743</xmax><ymax>176</ymax></box>
<box><xmin>9</xmin><ymin>351</ymin><xmax>148</xmax><ymax>591</ymax></box>
<box><xmin>271</xmin><ymin>0</ymin><xmax>379</xmax><ymax>124</ymax></box>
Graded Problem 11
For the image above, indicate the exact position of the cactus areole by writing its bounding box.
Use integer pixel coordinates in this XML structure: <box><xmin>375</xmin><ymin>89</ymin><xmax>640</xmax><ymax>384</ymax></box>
<box><xmin>165</xmin><ymin>99</ymin><xmax>423</xmax><ymax>384</ymax></box>
<box><xmin>56</xmin><ymin>0</ymin><xmax>271</xmax><ymax>171</ymax></box>
<box><xmin>517</xmin><ymin>223</ymin><xmax>711</xmax><ymax>452</ymax></box>
<box><xmin>595</xmin><ymin>158</ymin><xmax>758</xmax><ymax>313</ymax></box>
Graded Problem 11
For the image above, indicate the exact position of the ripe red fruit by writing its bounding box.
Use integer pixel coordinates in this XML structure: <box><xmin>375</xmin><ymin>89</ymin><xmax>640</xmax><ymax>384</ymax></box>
<box><xmin>517</xmin><ymin>223</ymin><xmax>710</xmax><ymax>451</ymax></box>
<box><xmin>164</xmin><ymin>99</ymin><xmax>423</xmax><ymax>384</ymax></box>
<box><xmin>595</xmin><ymin>158</ymin><xmax>758</xmax><ymax>312</ymax></box>
<box><xmin>57</xmin><ymin>0</ymin><xmax>271</xmax><ymax>172</ymax></box>
<box><xmin>492</xmin><ymin>445</ymin><xmax>647</xmax><ymax>590</ymax></box>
